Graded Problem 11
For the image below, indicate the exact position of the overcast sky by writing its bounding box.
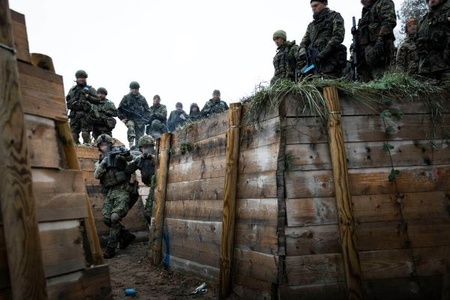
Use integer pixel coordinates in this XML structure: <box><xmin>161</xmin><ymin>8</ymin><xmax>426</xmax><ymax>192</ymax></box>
<box><xmin>9</xmin><ymin>0</ymin><xmax>404</xmax><ymax>144</ymax></box>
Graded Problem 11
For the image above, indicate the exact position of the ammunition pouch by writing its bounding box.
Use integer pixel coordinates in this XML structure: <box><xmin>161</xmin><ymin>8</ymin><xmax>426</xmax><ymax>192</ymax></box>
<box><xmin>100</xmin><ymin>170</ymin><xmax>128</xmax><ymax>187</ymax></box>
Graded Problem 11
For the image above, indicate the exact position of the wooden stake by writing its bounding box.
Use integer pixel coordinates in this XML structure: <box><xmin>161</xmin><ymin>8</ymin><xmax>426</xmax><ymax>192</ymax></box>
<box><xmin>0</xmin><ymin>2</ymin><xmax>47</xmax><ymax>298</ymax></box>
<box><xmin>55</xmin><ymin>121</ymin><xmax>104</xmax><ymax>265</ymax></box>
<box><xmin>323</xmin><ymin>86</ymin><xmax>363</xmax><ymax>300</ymax></box>
<box><xmin>219</xmin><ymin>103</ymin><xmax>242</xmax><ymax>299</ymax></box>
<box><xmin>151</xmin><ymin>133</ymin><xmax>171</xmax><ymax>266</ymax></box>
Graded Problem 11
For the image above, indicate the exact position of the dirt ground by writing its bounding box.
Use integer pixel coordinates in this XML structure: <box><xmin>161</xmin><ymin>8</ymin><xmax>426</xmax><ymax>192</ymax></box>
<box><xmin>107</xmin><ymin>242</ymin><xmax>219</xmax><ymax>299</ymax></box>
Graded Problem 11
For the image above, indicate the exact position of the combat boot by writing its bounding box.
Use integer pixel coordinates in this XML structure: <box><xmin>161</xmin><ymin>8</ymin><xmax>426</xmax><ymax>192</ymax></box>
<box><xmin>119</xmin><ymin>230</ymin><xmax>136</xmax><ymax>249</ymax></box>
<box><xmin>103</xmin><ymin>247</ymin><xmax>116</xmax><ymax>259</ymax></box>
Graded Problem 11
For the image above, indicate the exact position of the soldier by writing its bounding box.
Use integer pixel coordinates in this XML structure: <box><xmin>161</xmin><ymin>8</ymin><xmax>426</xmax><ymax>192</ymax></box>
<box><xmin>271</xmin><ymin>30</ymin><xmax>299</xmax><ymax>84</ymax></box>
<box><xmin>66</xmin><ymin>70</ymin><xmax>100</xmax><ymax>144</ymax></box>
<box><xmin>146</xmin><ymin>95</ymin><xmax>168</xmax><ymax>139</ymax></box>
<box><xmin>356</xmin><ymin>0</ymin><xmax>397</xmax><ymax>82</ymax></box>
<box><xmin>167</xmin><ymin>102</ymin><xmax>188</xmax><ymax>132</ymax></box>
<box><xmin>417</xmin><ymin>0</ymin><xmax>450</xmax><ymax>81</ymax></box>
<box><xmin>93</xmin><ymin>134</ymin><xmax>137</xmax><ymax>259</ymax></box>
<box><xmin>201</xmin><ymin>90</ymin><xmax>229</xmax><ymax>118</ymax></box>
<box><xmin>127</xmin><ymin>135</ymin><xmax>157</xmax><ymax>224</ymax></box>
<box><xmin>299</xmin><ymin>0</ymin><xmax>347</xmax><ymax>78</ymax></box>
<box><xmin>89</xmin><ymin>87</ymin><xmax>118</xmax><ymax>139</ymax></box>
<box><xmin>396</xmin><ymin>18</ymin><xmax>419</xmax><ymax>75</ymax></box>
<box><xmin>188</xmin><ymin>103</ymin><xmax>202</xmax><ymax>122</ymax></box>
<box><xmin>118</xmin><ymin>81</ymin><xmax>150</xmax><ymax>149</ymax></box>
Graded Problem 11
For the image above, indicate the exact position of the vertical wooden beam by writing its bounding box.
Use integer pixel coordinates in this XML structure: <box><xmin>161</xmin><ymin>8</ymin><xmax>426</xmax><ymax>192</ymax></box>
<box><xmin>323</xmin><ymin>86</ymin><xmax>363</xmax><ymax>300</ymax></box>
<box><xmin>0</xmin><ymin>2</ymin><xmax>47</xmax><ymax>299</ymax></box>
<box><xmin>151</xmin><ymin>133</ymin><xmax>171</xmax><ymax>266</ymax></box>
<box><xmin>219</xmin><ymin>103</ymin><xmax>242</xmax><ymax>299</ymax></box>
<box><xmin>55</xmin><ymin>121</ymin><xmax>104</xmax><ymax>265</ymax></box>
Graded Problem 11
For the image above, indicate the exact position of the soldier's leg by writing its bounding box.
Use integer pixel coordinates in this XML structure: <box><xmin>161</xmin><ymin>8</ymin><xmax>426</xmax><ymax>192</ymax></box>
<box><xmin>69</xmin><ymin>118</ymin><xmax>82</xmax><ymax>144</ymax></box>
<box><xmin>80</xmin><ymin>118</ymin><xmax>93</xmax><ymax>145</ymax></box>
<box><xmin>126</xmin><ymin>120</ymin><xmax>136</xmax><ymax>148</ymax></box>
<box><xmin>144</xmin><ymin>175</ymin><xmax>156</xmax><ymax>224</ymax></box>
<box><xmin>135</xmin><ymin>124</ymin><xmax>145</xmax><ymax>146</ymax></box>
<box><xmin>92</xmin><ymin>127</ymin><xmax>100</xmax><ymax>141</ymax></box>
<box><xmin>111</xmin><ymin>189</ymin><xmax>136</xmax><ymax>250</ymax></box>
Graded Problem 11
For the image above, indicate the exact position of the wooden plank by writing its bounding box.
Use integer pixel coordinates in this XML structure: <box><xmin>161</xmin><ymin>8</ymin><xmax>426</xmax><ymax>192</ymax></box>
<box><xmin>234</xmin><ymin>249</ymin><xmax>278</xmax><ymax>283</ymax></box>
<box><xmin>0</xmin><ymin>7</ymin><xmax>48</xmax><ymax>297</ymax></box>
<box><xmin>165</xmin><ymin>218</ymin><xmax>222</xmax><ymax>244</ymax></box>
<box><xmin>285</xmin><ymin>114</ymin><xmax>450</xmax><ymax>144</ymax></box>
<box><xmin>164</xmin><ymin>200</ymin><xmax>223</xmax><ymax>222</ymax></box>
<box><xmin>18</xmin><ymin>61</ymin><xmax>67</xmax><ymax>122</ymax></box>
<box><xmin>237</xmin><ymin>171</ymin><xmax>277</xmax><ymax>199</ymax></box>
<box><xmin>240</xmin><ymin>117</ymin><xmax>281</xmax><ymax>151</ymax></box>
<box><xmin>356</xmin><ymin>222</ymin><xmax>407</xmax><ymax>251</ymax></box>
<box><xmin>172</xmin><ymin>112</ymin><xmax>229</xmax><ymax>144</ymax></box>
<box><xmin>278</xmin><ymin>283</ymin><xmax>347</xmax><ymax>300</ymax></box>
<box><xmin>233</xmin><ymin>274</ymin><xmax>273</xmax><ymax>300</ymax></box>
<box><xmin>167</xmin><ymin>256</ymin><xmax>219</xmax><ymax>282</ymax></box>
<box><xmin>285</xmin><ymin>225</ymin><xmax>341</xmax><ymax>256</ymax></box>
<box><xmin>166</xmin><ymin>177</ymin><xmax>225</xmax><ymax>201</ymax></box>
<box><xmin>286</xmin><ymin>197</ymin><xmax>338</xmax><ymax>227</ymax></box>
<box><xmin>75</xmin><ymin>145</ymin><xmax>101</xmax><ymax>160</ymax></box>
<box><xmin>239</xmin><ymin>143</ymin><xmax>279</xmax><ymax>174</ymax></box>
<box><xmin>25</xmin><ymin>115</ymin><xmax>61</xmax><ymax>169</ymax></box>
<box><xmin>39</xmin><ymin>221</ymin><xmax>86</xmax><ymax>278</ymax></box>
<box><xmin>235</xmin><ymin>222</ymin><xmax>278</xmax><ymax>255</ymax></box>
<box><xmin>167</xmin><ymin>235</ymin><xmax>221</xmax><ymax>269</ymax></box>
<box><xmin>285</xmin><ymin>253</ymin><xmax>345</xmax><ymax>286</ymax></box>
<box><xmin>46</xmin><ymin>265</ymin><xmax>112</xmax><ymax>300</ymax></box>
<box><xmin>286</xmin><ymin>166</ymin><xmax>450</xmax><ymax>198</ymax></box>
<box><xmin>32</xmin><ymin>169</ymin><xmax>85</xmax><ymax>203</ymax></box>
<box><xmin>360</xmin><ymin>249</ymin><xmax>413</xmax><ymax>280</ymax></box>
<box><xmin>10</xmin><ymin>10</ymin><xmax>30</xmax><ymax>63</ymax></box>
<box><xmin>36</xmin><ymin>193</ymin><xmax>87</xmax><ymax>222</ymax></box>
<box><xmin>408</xmin><ymin>220</ymin><xmax>450</xmax><ymax>248</ymax></box>
<box><xmin>414</xmin><ymin>246</ymin><xmax>447</xmax><ymax>276</ymax></box>
<box><xmin>286</xmin><ymin>139</ymin><xmax>450</xmax><ymax>171</ymax></box>
<box><xmin>170</xmin><ymin>134</ymin><xmax>227</xmax><ymax>165</ymax></box>
<box><xmin>168</xmin><ymin>155</ymin><xmax>227</xmax><ymax>183</ymax></box>
<box><xmin>236</xmin><ymin>198</ymin><xmax>278</xmax><ymax>225</ymax></box>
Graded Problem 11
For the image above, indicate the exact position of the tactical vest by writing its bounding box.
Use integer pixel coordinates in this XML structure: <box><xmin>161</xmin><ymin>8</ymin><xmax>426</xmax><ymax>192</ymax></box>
<box><xmin>99</xmin><ymin>154</ymin><xmax>130</xmax><ymax>187</ymax></box>
<box><xmin>358</xmin><ymin>1</ymin><xmax>395</xmax><ymax>46</ymax></box>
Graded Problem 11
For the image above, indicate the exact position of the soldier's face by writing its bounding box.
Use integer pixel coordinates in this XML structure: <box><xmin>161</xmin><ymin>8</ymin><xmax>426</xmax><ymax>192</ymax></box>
<box><xmin>76</xmin><ymin>77</ymin><xmax>86</xmax><ymax>85</ymax></box>
<box><xmin>130</xmin><ymin>88</ymin><xmax>139</xmax><ymax>95</ymax></box>
<box><xmin>141</xmin><ymin>145</ymin><xmax>155</xmax><ymax>154</ymax></box>
<box><xmin>153</xmin><ymin>98</ymin><xmax>161</xmax><ymax>105</ymax></box>
<box><xmin>407</xmin><ymin>23</ymin><xmax>418</xmax><ymax>35</ymax></box>
<box><xmin>361</xmin><ymin>0</ymin><xmax>371</xmax><ymax>7</ymax></box>
<box><xmin>212</xmin><ymin>95</ymin><xmax>220</xmax><ymax>101</ymax></box>
<box><xmin>98</xmin><ymin>93</ymin><xmax>106</xmax><ymax>100</ymax></box>
<box><xmin>273</xmin><ymin>37</ymin><xmax>285</xmax><ymax>47</ymax></box>
<box><xmin>428</xmin><ymin>0</ymin><xmax>442</xmax><ymax>8</ymax></box>
<box><xmin>191</xmin><ymin>106</ymin><xmax>198</xmax><ymax>112</ymax></box>
<box><xmin>311</xmin><ymin>1</ymin><xmax>326</xmax><ymax>15</ymax></box>
<box><xmin>99</xmin><ymin>143</ymin><xmax>109</xmax><ymax>153</ymax></box>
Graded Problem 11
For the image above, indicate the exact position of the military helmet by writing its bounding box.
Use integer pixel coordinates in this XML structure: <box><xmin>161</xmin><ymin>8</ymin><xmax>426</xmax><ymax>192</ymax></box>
<box><xmin>75</xmin><ymin>70</ymin><xmax>88</xmax><ymax>78</ymax></box>
<box><xmin>96</xmin><ymin>134</ymin><xmax>113</xmax><ymax>147</ymax></box>
<box><xmin>129</xmin><ymin>81</ymin><xmax>140</xmax><ymax>89</ymax></box>
<box><xmin>213</xmin><ymin>89</ymin><xmax>221</xmax><ymax>96</ymax></box>
<box><xmin>97</xmin><ymin>87</ymin><xmax>108</xmax><ymax>95</ymax></box>
<box><xmin>273</xmin><ymin>30</ymin><xmax>287</xmax><ymax>41</ymax></box>
<box><xmin>138</xmin><ymin>135</ymin><xmax>155</xmax><ymax>147</ymax></box>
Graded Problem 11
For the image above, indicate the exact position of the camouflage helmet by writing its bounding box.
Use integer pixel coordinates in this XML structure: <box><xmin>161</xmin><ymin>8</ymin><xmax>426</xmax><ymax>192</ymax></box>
<box><xmin>129</xmin><ymin>81</ymin><xmax>140</xmax><ymax>89</ymax></box>
<box><xmin>273</xmin><ymin>30</ymin><xmax>287</xmax><ymax>41</ymax></box>
<box><xmin>75</xmin><ymin>70</ymin><xmax>88</xmax><ymax>78</ymax></box>
<box><xmin>138</xmin><ymin>135</ymin><xmax>155</xmax><ymax>147</ymax></box>
<box><xmin>96</xmin><ymin>133</ymin><xmax>113</xmax><ymax>147</ymax></box>
<box><xmin>97</xmin><ymin>87</ymin><xmax>108</xmax><ymax>95</ymax></box>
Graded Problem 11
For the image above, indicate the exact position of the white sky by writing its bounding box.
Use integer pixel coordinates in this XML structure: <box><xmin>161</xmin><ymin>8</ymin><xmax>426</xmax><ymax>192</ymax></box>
<box><xmin>9</xmin><ymin>0</ymin><xmax>403</xmax><ymax>144</ymax></box>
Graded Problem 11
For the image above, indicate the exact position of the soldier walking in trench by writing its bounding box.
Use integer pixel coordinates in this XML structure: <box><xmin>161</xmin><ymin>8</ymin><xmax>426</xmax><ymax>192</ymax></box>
<box><xmin>94</xmin><ymin>134</ymin><xmax>137</xmax><ymax>259</ymax></box>
<box><xmin>298</xmin><ymin>0</ymin><xmax>347</xmax><ymax>78</ymax></box>
<box><xmin>66</xmin><ymin>70</ymin><xmax>100</xmax><ymax>144</ymax></box>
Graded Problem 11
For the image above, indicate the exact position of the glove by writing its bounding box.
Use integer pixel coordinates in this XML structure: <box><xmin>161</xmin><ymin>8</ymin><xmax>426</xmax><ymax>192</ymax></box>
<box><xmin>82</xmin><ymin>86</ymin><xmax>90</xmax><ymax>93</ymax></box>
<box><xmin>299</xmin><ymin>49</ymin><xmax>307</xmax><ymax>60</ymax></box>
<box><xmin>111</xmin><ymin>213</ymin><xmax>120</xmax><ymax>223</ymax></box>
<box><xmin>142</xmin><ymin>152</ymin><xmax>153</xmax><ymax>159</ymax></box>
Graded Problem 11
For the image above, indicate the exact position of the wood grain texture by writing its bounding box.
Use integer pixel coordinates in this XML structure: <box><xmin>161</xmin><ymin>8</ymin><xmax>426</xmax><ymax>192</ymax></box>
<box><xmin>152</xmin><ymin>133</ymin><xmax>171</xmax><ymax>265</ymax></box>
<box><xmin>0</xmin><ymin>4</ymin><xmax>48</xmax><ymax>298</ymax></box>
<box><xmin>324</xmin><ymin>86</ymin><xmax>362</xmax><ymax>299</ymax></box>
<box><xmin>10</xmin><ymin>10</ymin><xmax>30</xmax><ymax>63</ymax></box>
<box><xmin>220</xmin><ymin>103</ymin><xmax>242</xmax><ymax>298</ymax></box>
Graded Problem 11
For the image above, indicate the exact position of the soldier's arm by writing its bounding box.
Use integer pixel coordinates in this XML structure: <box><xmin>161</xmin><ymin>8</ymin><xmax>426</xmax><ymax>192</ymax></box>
<box><xmin>223</xmin><ymin>101</ymin><xmax>229</xmax><ymax>110</ymax></box>
<box><xmin>201</xmin><ymin>102</ymin><xmax>211</xmax><ymax>117</ymax></box>
<box><xmin>299</xmin><ymin>24</ymin><xmax>312</xmax><ymax>54</ymax></box>
<box><xmin>117</xmin><ymin>96</ymin><xmax>128</xmax><ymax>121</ymax></box>
<box><xmin>86</xmin><ymin>87</ymin><xmax>100</xmax><ymax>104</ymax></box>
<box><xmin>321</xmin><ymin>14</ymin><xmax>345</xmax><ymax>57</ymax></box>
<box><xmin>395</xmin><ymin>44</ymin><xmax>407</xmax><ymax>73</ymax></box>
<box><xmin>378</xmin><ymin>0</ymin><xmax>397</xmax><ymax>39</ymax></box>
<box><xmin>94</xmin><ymin>159</ymin><xmax>107</xmax><ymax>179</ymax></box>
<box><xmin>155</xmin><ymin>106</ymin><xmax>167</xmax><ymax>121</ymax></box>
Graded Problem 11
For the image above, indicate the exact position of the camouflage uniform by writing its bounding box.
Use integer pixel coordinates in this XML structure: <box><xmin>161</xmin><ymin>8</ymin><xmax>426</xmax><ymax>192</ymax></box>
<box><xmin>66</xmin><ymin>84</ymin><xmax>99</xmax><ymax>144</ymax></box>
<box><xmin>118</xmin><ymin>93</ymin><xmax>150</xmax><ymax>146</ymax></box>
<box><xmin>188</xmin><ymin>103</ymin><xmax>202</xmax><ymax>122</ymax></box>
<box><xmin>94</xmin><ymin>135</ymin><xmax>136</xmax><ymax>258</ymax></box>
<box><xmin>417</xmin><ymin>0</ymin><xmax>450</xmax><ymax>80</ymax></box>
<box><xmin>201</xmin><ymin>99</ymin><xmax>229</xmax><ymax>118</ymax></box>
<box><xmin>357</xmin><ymin>0</ymin><xmax>397</xmax><ymax>81</ymax></box>
<box><xmin>167</xmin><ymin>109</ymin><xmax>188</xmax><ymax>132</ymax></box>
<box><xmin>396</xmin><ymin>36</ymin><xmax>419</xmax><ymax>75</ymax></box>
<box><xmin>271</xmin><ymin>40</ymin><xmax>299</xmax><ymax>84</ymax></box>
<box><xmin>299</xmin><ymin>7</ymin><xmax>347</xmax><ymax>77</ymax></box>
<box><xmin>146</xmin><ymin>103</ymin><xmax>168</xmax><ymax>139</ymax></box>
<box><xmin>91</xmin><ymin>98</ymin><xmax>118</xmax><ymax>139</ymax></box>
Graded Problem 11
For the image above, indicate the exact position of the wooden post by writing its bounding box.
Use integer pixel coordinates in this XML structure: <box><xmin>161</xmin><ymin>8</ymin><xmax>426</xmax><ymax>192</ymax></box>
<box><xmin>219</xmin><ymin>103</ymin><xmax>242</xmax><ymax>299</ymax></box>
<box><xmin>0</xmin><ymin>2</ymin><xmax>47</xmax><ymax>298</ymax></box>
<box><xmin>323</xmin><ymin>86</ymin><xmax>363</xmax><ymax>300</ymax></box>
<box><xmin>151</xmin><ymin>133</ymin><xmax>171</xmax><ymax>266</ymax></box>
<box><xmin>55</xmin><ymin>121</ymin><xmax>104</xmax><ymax>265</ymax></box>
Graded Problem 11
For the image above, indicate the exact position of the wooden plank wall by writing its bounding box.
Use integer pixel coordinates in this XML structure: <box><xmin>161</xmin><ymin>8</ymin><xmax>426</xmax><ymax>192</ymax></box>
<box><xmin>0</xmin><ymin>10</ymin><xmax>112</xmax><ymax>299</ymax></box>
<box><xmin>75</xmin><ymin>146</ymin><xmax>149</xmax><ymax>243</ymax></box>
<box><xmin>281</xmin><ymin>94</ymin><xmax>450</xmax><ymax>299</ymax></box>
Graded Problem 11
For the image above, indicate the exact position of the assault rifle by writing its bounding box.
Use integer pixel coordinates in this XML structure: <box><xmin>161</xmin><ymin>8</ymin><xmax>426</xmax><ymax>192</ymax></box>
<box><xmin>297</xmin><ymin>48</ymin><xmax>319</xmax><ymax>77</ymax></box>
<box><xmin>119</xmin><ymin>106</ymin><xmax>151</xmax><ymax>123</ymax></box>
<box><xmin>104</xmin><ymin>146</ymin><xmax>130</xmax><ymax>168</ymax></box>
<box><xmin>351</xmin><ymin>16</ymin><xmax>360</xmax><ymax>81</ymax></box>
